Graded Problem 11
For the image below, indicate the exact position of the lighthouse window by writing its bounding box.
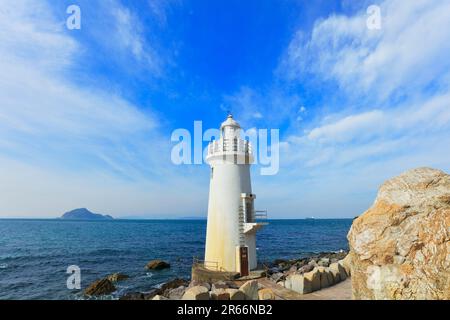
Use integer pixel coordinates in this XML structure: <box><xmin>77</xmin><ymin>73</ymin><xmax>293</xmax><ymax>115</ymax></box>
<box><xmin>211</xmin><ymin>167</ymin><xmax>214</xmax><ymax>179</ymax></box>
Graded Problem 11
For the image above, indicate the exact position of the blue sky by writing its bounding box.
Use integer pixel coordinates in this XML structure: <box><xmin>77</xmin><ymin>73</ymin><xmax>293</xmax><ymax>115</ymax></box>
<box><xmin>0</xmin><ymin>0</ymin><xmax>449</xmax><ymax>218</ymax></box>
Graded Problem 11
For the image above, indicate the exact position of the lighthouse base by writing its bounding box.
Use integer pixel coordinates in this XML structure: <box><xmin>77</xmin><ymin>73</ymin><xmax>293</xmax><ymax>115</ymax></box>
<box><xmin>191</xmin><ymin>264</ymin><xmax>240</xmax><ymax>283</ymax></box>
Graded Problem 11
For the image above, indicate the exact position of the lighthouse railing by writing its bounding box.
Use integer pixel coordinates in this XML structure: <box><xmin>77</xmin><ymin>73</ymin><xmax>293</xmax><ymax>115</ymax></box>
<box><xmin>207</xmin><ymin>139</ymin><xmax>252</xmax><ymax>157</ymax></box>
<box><xmin>192</xmin><ymin>257</ymin><xmax>220</xmax><ymax>271</ymax></box>
<box><xmin>254</xmin><ymin>210</ymin><xmax>268</xmax><ymax>220</ymax></box>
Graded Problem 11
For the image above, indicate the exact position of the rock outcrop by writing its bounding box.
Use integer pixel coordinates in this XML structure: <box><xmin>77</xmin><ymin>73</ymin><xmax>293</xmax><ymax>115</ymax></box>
<box><xmin>119</xmin><ymin>292</ymin><xmax>149</xmax><ymax>300</ymax></box>
<box><xmin>84</xmin><ymin>278</ymin><xmax>116</xmax><ymax>296</ymax></box>
<box><xmin>182</xmin><ymin>285</ymin><xmax>210</xmax><ymax>300</ymax></box>
<box><xmin>348</xmin><ymin>167</ymin><xmax>450</xmax><ymax>300</ymax></box>
<box><xmin>158</xmin><ymin>278</ymin><xmax>189</xmax><ymax>299</ymax></box>
<box><xmin>239</xmin><ymin>280</ymin><xmax>259</xmax><ymax>300</ymax></box>
<box><xmin>226</xmin><ymin>288</ymin><xmax>246</xmax><ymax>300</ymax></box>
<box><xmin>258</xmin><ymin>288</ymin><xmax>276</xmax><ymax>300</ymax></box>
<box><xmin>166</xmin><ymin>286</ymin><xmax>186</xmax><ymax>300</ymax></box>
<box><xmin>145</xmin><ymin>260</ymin><xmax>170</xmax><ymax>270</ymax></box>
<box><xmin>116</xmin><ymin>252</ymin><xmax>351</xmax><ymax>300</ymax></box>
<box><xmin>210</xmin><ymin>288</ymin><xmax>230</xmax><ymax>300</ymax></box>
<box><xmin>106</xmin><ymin>273</ymin><xmax>129</xmax><ymax>282</ymax></box>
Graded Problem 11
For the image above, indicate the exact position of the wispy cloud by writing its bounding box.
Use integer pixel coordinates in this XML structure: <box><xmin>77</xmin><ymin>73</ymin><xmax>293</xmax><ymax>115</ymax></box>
<box><xmin>1</xmin><ymin>0</ymin><xmax>448</xmax><ymax>219</ymax></box>
<box><xmin>279</xmin><ymin>0</ymin><xmax>450</xmax><ymax>102</ymax></box>
<box><xmin>0</xmin><ymin>0</ymin><xmax>204</xmax><ymax>217</ymax></box>
<box><xmin>108</xmin><ymin>0</ymin><xmax>163</xmax><ymax>74</ymax></box>
<box><xmin>222</xmin><ymin>86</ymin><xmax>301</xmax><ymax>129</ymax></box>
<box><xmin>147</xmin><ymin>0</ymin><xmax>178</xmax><ymax>27</ymax></box>
<box><xmin>254</xmin><ymin>0</ymin><xmax>450</xmax><ymax>217</ymax></box>
<box><xmin>307</xmin><ymin>110</ymin><xmax>384</xmax><ymax>143</ymax></box>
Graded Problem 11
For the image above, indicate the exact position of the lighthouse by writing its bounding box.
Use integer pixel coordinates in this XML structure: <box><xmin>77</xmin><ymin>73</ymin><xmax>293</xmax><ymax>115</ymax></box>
<box><xmin>204</xmin><ymin>115</ymin><xmax>267</xmax><ymax>276</ymax></box>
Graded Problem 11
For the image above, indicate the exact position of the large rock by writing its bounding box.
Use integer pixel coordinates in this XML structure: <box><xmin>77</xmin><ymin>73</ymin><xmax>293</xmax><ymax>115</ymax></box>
<box><xmin>339</xmin><ymin>255</ymin><xmax>352</xmax><ymax>276</ymax></box>
<box><xmin>160</xmin><ymin>278</ymin><xmax>189</xmax><ymax>294</ymax></box>
<box><xmin>270</xmin><ymin>272</ymin><xmax>284</xmax><ymax>282</ymax></box>
<box><xmin>145</xmin><ymin>259</ymin><xmax>170</xmax><ymax>270</ymax></box>
<box><xmin>348</xmin><ymin>167</ymin><xmax>450</xmax><ymax>300</ymax></box>
<box><xmin>84</xmin><ymin>278</ymin><xmax>116</xmax><ymax>296</ymax></box>
<box><xmin>146</xmin><ymin>278</ymin><xmax>189</xmax><ymax>299</ymax></box>
<box><xmin>106</xmin><ymin>273</ymin><xmax>129</xmax><ymax>282</ymax></box>
<box><xmin>226</xmin><ymin>288</ymin><xmax>246</xmax><ymax>300</ymax></box>
<box><xmin>211</xmin><ymin>281</ymin><xmax>228</xmax><ymax>291</ymax></box>
<box><xmin>119</xmin><ymin>292</ymin><xmax>146</xmax><ymax>300</ymax></box>
<box><xmin>189</xmin><ymin>280</ymin><xmax>211</xmax><ymax>291</ymax></box>
<box><xmin>210</xmin><ymin>288</ymin><xmax>230</xmax><ymax>300</ymax></box>
<box><xmin>318</xmin><ymin>258</ymin><xmax>330</xmax><ymax>267</ymax></box>
<box><xmin>308</xmin><ymin>259</ymin><xmax>318</xmax><ymax>268</ymax></box>
<box><xmin>258</xmin><ymin>288</ymin><xmax>276</xmax><ymax>300</ymax></box>
<box><xmin>289</xmin><ymin>265</ymin><xmax>298</xmax><ymax>272</ymax></box>
<box><xmin>239</xmin><ymin>280</ymin><xmax>259</xmax><ymax>300</ymax></box>
<box><xmin>182</xmin><ymin>285</ymin><xmax>210</xmax><ymax>300</ymax></box>
<box><xmin>167</xmin><ymin>286</ymin><xmax>186</xmax><ymax>300</ymax></box>
<box><xmin>119</xmin><ymin>290</ymin><xmax>159</xmax><ymax>300</ymax></box>
<box><xmin>298</xmin><ymin>264</ymin><xmax>314</xmax><ymax>274</ymax></box>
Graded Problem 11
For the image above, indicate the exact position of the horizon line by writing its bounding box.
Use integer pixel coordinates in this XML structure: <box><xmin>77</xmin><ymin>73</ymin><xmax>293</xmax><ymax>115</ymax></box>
<box><xmin>0</xmin><ymin>216</ymin><xmax>356</xmax><ymax>220</ymax></box>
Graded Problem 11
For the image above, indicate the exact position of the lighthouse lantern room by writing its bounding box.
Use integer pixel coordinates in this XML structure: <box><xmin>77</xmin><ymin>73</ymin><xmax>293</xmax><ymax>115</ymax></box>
<box><xmin>204</xmin><ymin>115</ymin><xmax>267</xmax><ymax>276</ymax></box>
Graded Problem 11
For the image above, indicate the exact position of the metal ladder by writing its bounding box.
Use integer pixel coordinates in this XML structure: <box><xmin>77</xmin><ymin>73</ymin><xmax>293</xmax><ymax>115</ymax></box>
<box><xmin>238</xmin><ymin>205</ymin><xmax>246</xmax><ymax>247</ymax></box>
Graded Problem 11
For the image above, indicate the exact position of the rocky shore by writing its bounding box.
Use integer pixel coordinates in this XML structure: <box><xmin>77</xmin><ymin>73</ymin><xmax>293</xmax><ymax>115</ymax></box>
<box><xmin>82</xmin><ymin>167</ymin><xmax>449</xmax><ymax>300</ymax></box>
<box><xmin>83</xmin><ymin>252</ymin><xmax>351</xmax><ymax>300</ymax></box>
<box><xmin>265</xmin><ymin>250</ymin><xmax>351</xmax><ymax>295</ymax></box>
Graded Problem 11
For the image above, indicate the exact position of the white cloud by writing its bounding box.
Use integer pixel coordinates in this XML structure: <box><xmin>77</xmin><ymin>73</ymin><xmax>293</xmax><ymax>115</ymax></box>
<box><xmin>307</xmin><ymin>110</ymin><xmax>384</xmax><ymax>142</ymax></box>
<box><xmin>0</xmin><ymin>0</ymin><xmax>77</xmax><ymax>70</ymax></box>
<box><xmin>0</xmin><ymin>1</ymin><xmax>156</xmax><ymax>156</ymax></box>
<box><xmin>266</xmin><ymin>0</ymin><xmax>450</xmax><ymax>217</ymax></box>
<box><xmin>288</xmin><ymin>92</ymin><xmax>450</xmax><ymax>165</ymax></box>
<box><xmin>0</xmin><ymin>0</ymin><xmax>197</xmax><ymax>217</ymax></box>
<box><xmin>280</xmin><ymin>0</ymin><xmax>450</xmax><ymax>101</ymax></box>
<box><xmin>147</xmin><ymin>0</ymin><xmax>177</xmax><ymax>26</ymax></box>
<box><xmin>253</xmin><ymin>112</ymin><xmax>263</xmax><ymax>119</ymax></box>
<box><xmin>109</xmin><ymin>1</ymin><xmax>162</xmax><ymax>74</ymax></box>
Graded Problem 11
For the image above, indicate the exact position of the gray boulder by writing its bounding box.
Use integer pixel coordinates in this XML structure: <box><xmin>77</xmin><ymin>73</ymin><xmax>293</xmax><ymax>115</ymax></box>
<box><xmin>167</xmin><ymin>286</ymin><xmax>186</xmax><ymax>300</ymax></box>
<box><xmin>239</xmin><ymin>280</ymin><xmax>259</xmax><ymax>300</ymax></box>
<box><xmin>226</xmin><ymin>288</ymin><xmax>246</xmax><ymax>300</ymax></box>
<box><xmin>182</xmin><ymin>285</ymin><xmax>210</xmax><ymax>300</ymax></box>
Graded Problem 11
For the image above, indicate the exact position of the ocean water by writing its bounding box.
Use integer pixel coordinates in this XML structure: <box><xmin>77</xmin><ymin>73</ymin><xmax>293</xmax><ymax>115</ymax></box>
<box><xmin>0</xmin><ymin>219</ymin><xmax>352</xmax><ymax>300</ymax></box>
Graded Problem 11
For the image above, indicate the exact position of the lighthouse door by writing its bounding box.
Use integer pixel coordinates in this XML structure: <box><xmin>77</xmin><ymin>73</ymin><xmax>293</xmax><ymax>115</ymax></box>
<box><xmin>239</xmin><ymin>247</ymin><xmax>249</xmax><ymax>276</ymax></box>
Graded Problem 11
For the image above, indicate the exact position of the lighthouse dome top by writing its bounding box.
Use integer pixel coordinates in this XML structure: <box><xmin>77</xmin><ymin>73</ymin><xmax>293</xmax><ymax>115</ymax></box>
<box><xmin>220</xmin><ymin>114</ymin><xmax>241</xmax><ymax>130</ymax></box>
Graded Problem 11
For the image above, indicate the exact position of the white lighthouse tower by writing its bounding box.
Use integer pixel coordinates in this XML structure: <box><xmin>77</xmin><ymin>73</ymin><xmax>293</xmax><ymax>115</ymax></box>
<box><xmin>204</xmin><ymin>115</ymin><xmax>267</xmax><ymax>276</ymax></box>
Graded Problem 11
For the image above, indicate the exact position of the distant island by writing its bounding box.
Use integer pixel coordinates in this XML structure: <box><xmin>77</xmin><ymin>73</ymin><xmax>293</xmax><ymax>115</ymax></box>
<box><xmin>61</xmin><ymin>208</ymin><xmax>113</xmax><ymax>220</ymax></box>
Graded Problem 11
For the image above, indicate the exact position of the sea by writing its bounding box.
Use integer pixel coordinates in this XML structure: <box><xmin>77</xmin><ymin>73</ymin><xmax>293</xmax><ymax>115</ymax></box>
<box><xmin>0</xmin><ymin>219</ymin><xmax>352</xmax><ymax>300</ymax></box>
